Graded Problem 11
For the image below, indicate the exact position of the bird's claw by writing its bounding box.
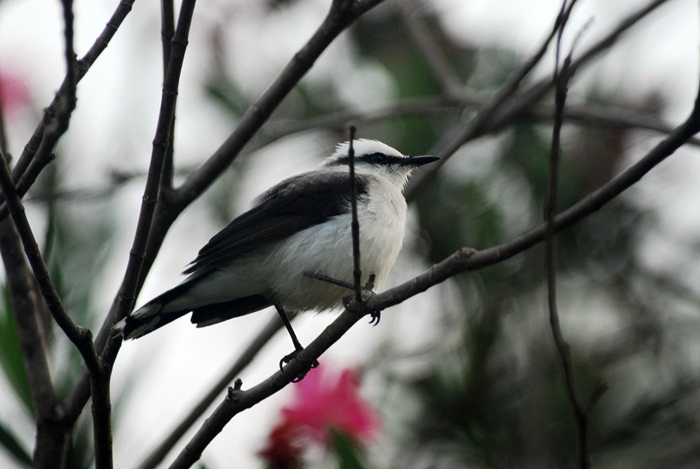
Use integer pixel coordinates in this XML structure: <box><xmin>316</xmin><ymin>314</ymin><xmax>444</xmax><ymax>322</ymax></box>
<box><xmin>279</xmin><ymin>349</ymin><xmax>319</xmax><ymax>382</ymax></box>
<box><xmin>369</xmin><ymin>310</ymin><xmax>381</xmax><ymax>326</ymax></box>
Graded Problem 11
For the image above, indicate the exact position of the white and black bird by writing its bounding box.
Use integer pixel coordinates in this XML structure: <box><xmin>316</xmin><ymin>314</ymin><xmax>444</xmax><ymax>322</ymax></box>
<box><xmin>116</xmin><ymin>139</ymin><xmax>437</xmax><ymax>362</ymax></box>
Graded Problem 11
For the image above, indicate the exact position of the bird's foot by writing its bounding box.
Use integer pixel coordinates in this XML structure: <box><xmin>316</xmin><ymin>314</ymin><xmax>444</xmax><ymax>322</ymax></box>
<box><xmin>364</xmin><ymin>273</ymin><xmax>376</xmax><ymax>291</ymax></box>
<box><xmin>279</xmin><ymin>348</ymin><xmax>319</xmax><ymax>383</ymax></box>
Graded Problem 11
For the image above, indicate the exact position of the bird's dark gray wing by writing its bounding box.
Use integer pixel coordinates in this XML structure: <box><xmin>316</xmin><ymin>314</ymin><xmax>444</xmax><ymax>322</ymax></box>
<box><xmin>190</xmin><ymin>295</ymin><xmax>272</xmax><ymax>327</ymax></box>
<box><xmin>183</xmin><ymin>170</ymin><xmax>367</xmax><ymax>275</ymax></box>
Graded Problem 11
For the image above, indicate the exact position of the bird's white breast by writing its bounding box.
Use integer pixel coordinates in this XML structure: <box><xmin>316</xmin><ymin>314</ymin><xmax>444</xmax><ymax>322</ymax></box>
<box><xmin>265</xmin><ymin>175</ymin><xmax>407</xmax><ymax>312</ymax></box>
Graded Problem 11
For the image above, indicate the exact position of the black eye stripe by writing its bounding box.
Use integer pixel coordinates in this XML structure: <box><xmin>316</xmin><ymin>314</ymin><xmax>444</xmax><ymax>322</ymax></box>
<box><xmin>334</xmin><ymin>152</ymin><xmax>406</xmax><ymax>166</ymax></box>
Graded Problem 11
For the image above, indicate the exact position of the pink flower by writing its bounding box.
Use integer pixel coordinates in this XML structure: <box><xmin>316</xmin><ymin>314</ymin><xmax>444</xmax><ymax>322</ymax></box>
<box><xmin>0</xmin><ymin>73</ymin><xmax>31</xmax><ymax>113</ymax></box>
<box><xmin>281</xmin><ymin>365</ymin><xmax>379</xmax><ymax>445</ymax></box>
<box><xmin>258</xmin><ymin>365</ymin><xmax>379</xmax><ymax>468</ymax></box>
<box><xmin>258</xmin><ymin>421</ymin><xmax>305</xmax><ymax>469</ymax></box>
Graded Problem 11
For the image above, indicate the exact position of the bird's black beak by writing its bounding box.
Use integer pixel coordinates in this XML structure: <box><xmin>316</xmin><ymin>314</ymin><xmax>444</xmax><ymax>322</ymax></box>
<box><xmin>402</xmin><ymin>155</ymin><xmax>439</xmax><ymax>166</ymax></box>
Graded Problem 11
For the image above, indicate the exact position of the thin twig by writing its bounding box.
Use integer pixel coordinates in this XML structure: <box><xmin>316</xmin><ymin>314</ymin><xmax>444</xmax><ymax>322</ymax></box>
<box><xmin>375</xmin><ymin>110</ymin><xmax>700</xmax><ymax>313</ymax></box>
<box><xmin>169</xmin><ymin>66</ymin><xmax>700</xmax><ymax>467</ymax></box>
<box><xmin>174</xmin><ymin>0</ymin><xmax>386</xmax><ymax>208</ymax></box>
<box><xmin>58</xmin><ymin>0</ymin><xmax>115</xmax><ymax>464</ymax></box>
<box><xmin>138</xmin><ymin>316</ymin><xmax>284</xmax><ymax>469</ymax></box>
<box><xmin>545</xmin><ymin>3</ymin><xmax>591</xmax><ymax>468</ymax></box>
<box><xmin>348</xmin><ymin>126</ymin><xmax>362</xmax><ymax>301</ymax></box>
<box><xmin>160</xmin><ymin>0</ymin><xmax>176</xmax><ymax>189</ymax></box>
<box><xmin>263</xmin><ymin>95</ymin><xmax>700</xmax><ymax>150</ymax></box>
<box><xmin>0</xmin><ymin>221</ymin><xmax>60</xmax><ymax>466</ymax></box>
<box><xmin>0</xmin><ymin>145</ymin><xmax>109</xmax><ymax>467</ymax></box>
<box><xmin>111</xmin><ymin>0</ymin><xmax>198</xmax><ymax>328</ymax></box>
<box><xmin>304</xmin><ymin>271</ymin><xmax>355</xmax><ymax>290</ymax></box>
<box><xmin>63</xmin><ymin>0</ymin><xmax>197</xmax><ymax>442</ymax></box>
<box><xmin>168</xmin><ymin>307</ymin><xmax>366</xmax><ymax>469</ymax></box>
<box><xmin>62</xmin><ymin>0</ymin><xmax>387</xmax><ymax>428</ymax></box>
<box><xmin>405</xmin><ymin>0</ymin><xmax>579</xmax><ymax>196</ymax></box>
<box><xmin>0</xmin><ymin>0</ymin><xmax>137</xmax><ymax>222</ymax></box>
<box><xmin>407</xmin><ymin>0</ymin><xmax>669</xmax><ymax>198</ymax></box>
<box><xmin>0</xmin><ymin>20</ymin><xmax>103</xmax><ymax>377</ymax></box>
<box><xmin>160</xmin><ymin>0</ymin><xmax>175</xmax><ymax>74</ymax></box>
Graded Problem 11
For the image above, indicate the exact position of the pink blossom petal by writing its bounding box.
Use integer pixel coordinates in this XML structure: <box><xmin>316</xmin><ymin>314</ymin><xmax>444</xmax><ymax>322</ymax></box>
<box><xmin>257</xmin><ymin>421</ymin><xmax>305</xmax><ymax>469</ymax></box>
<box><xmin>280</xmin><ymin>365</ymin><xmax>379</xmax><ymax>444</ymax></box>
<box><xmin>0</xmin><ymin>73</ymin><xmax>31</xmax><ymax>113</ymax></box>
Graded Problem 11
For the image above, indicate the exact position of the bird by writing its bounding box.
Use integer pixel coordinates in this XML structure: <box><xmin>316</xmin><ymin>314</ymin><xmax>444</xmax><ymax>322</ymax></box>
<box><xmin>115</xmin><ymin>139</ymin><xmax>438</xmax><ymax>364</ymax></box>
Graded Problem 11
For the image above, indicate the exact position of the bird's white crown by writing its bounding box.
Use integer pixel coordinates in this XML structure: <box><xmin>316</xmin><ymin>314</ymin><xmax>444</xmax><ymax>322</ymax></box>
<box><xmin>330</xmin><ymin>139</ymin><xmax>405</xmax><ymax>160</ymax></box>
<box><xmin>324</xmin><ymin>139</ymin><xmax>416</xmax><ymax>187</ymax></box>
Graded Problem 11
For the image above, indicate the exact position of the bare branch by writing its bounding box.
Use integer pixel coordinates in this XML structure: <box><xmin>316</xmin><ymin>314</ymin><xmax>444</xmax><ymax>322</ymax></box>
<box><xmin>138</xmin><ymin>317</ymin><xmax>283</xmax><ymax>469</ymax></box>
<box><xmin>0</xmin><ymin>0</ymin><xmax>136</xmax><ymax>222</ymax></box>
<box><xmin>382</xmin><ymin>120</ymin><xmax>700</xmax><ymax>313</ymax></box>
<box><xmin>173</xmin><ymin>0</ymin><xmax>386</xmax><ymax>208</ymax></box>
<box><xmin>62</xmin><ymin>0</ymin><xmax>388</xmax><ymax>429</ymax></box>
<box><xmin>544</xmin><ymin>4</ymin><xmax>592</xmax><ymax>467</ymax></box>
<box><xmin>111</xmin><ymin>0</ymin><xmax>198</xmax><ymax>330</ymax></box>
<box><xmin>0</xmin><ymin>218</ymin><xmax>60</xmax><ymax>465</ymax></box>
<box><xmin>0</xmin><ymin>140</ymin><xmax>108</xmax><ymax>467</ymax></box>
<box><xmin>407</xmin><ymin>0</ymin><xmax>671</xmax><ymax>198</ymax></box>
<box><xmin>168</xmin><ymin>308</ymin><xmax>365</xmax><ymax>469</ymax></box>
<box><xmin>169</xmin><ymin>59</ymin><xmax>700</xmax><ymax>467</ymax></box>
<box><xmin>348</xmin><ymin>127</ymin><xmax>363</xmax><ymax>301</ymax></box>
<box><xmin>160</xmin><ymin>0</ymin><xmax>176</xmax><ymax>189</ymax></box>
<box><xmin>0</xmin><ymin>156</ymin><xmax>102</xmax><ymax>376</ymax></box>
<box><xmin>160</xmin><ymin>0</ymin><xmax>175</xmax><ymax>73</ymax></box>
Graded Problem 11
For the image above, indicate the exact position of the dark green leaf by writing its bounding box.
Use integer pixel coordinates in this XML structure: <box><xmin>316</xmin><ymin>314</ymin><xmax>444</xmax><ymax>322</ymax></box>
<box><xmin>0</xmin><ymin>419</ymin><xmax>32</xmax><ymax>467</ymax></box>
<box><xmin>0</xmin><ymin>285</ymin><xmax>34</xmax><ymax>414</ymax></box>
<box><xmin>330</xmin><ymin>431</ymin><xmax>367</xmax><ymax>469</ymax></box>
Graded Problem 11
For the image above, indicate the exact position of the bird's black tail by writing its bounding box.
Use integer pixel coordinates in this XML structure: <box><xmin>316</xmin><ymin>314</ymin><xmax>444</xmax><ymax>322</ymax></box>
<box><xmin>116</xmin><ymin>306</ymin><xmax>189</xmax><ymax>340</ymax></box>
<box><xmin>114</xmin><ymin>278</ymin><xmax>200</xmax><ymax>340</ymax></box>
<box><xmin>190</xmin><ymin>295</ymin><xmax>272</xmax><ymax>327</ymax></box>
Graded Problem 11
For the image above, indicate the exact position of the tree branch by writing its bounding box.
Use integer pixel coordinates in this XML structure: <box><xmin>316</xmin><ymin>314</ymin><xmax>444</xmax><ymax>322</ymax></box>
<box><xmin>168</xmin><ymin>309</ymin><xmax>365</xmax><ymax>469</ymax></box>
<box><xmin>173</xmin><ymin>0</ymin><xmax>385</xmax><ymax>208</ymax></box>
<box><xmin>348</xmin><ymin>128</ymin><xmax>363</xmax><ymax>301</ymax></box>
<box><xmin>0</xmin><ymin>0</ymin><xmax>136</xmax><ymax>222</ymax></box>
<box><xmin>544</xmin><ymin>5</ymin><xmax>592</xmax><ymax>467</ymax></box>
<box><xmin>0</xmin><ymin>217</ymin><xmax>61</xmax><ymax>467</ymax></box>
<box><xmin>0</xmin><ymin>144</ymin><xmax>106</xmax><ymax>466</ymax></box>
<box><xmin>137</xmin><ymin>316</ymin><xmax>283</xmax><ymax>469</ymax></box>
<box><xmin>407</xmin><ymin>0</ymin><xmax>671</xmax><ymax>198</ymax></box>
<box><xmin>63</xmin><ymin>0</ymin><xmax>388</xmax><ymax>430</ymax></box>
<box><xmin>160</xmin><ymin>0</ymin><xmax>176</xmax><ymax>189</ymax></box>
<box><xmin>169</xmin><ymin>51</ymin><xmax>700</xmax><ymax>467</ymax></box>
<box><xmin>110</xmin><ymin>0</ymin><xmax>198</xmax><ymax>330</ymax></box>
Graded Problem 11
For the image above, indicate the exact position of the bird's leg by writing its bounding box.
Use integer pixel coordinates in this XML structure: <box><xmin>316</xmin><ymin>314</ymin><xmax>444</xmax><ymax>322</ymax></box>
<box><xmin>363</xmin><ymin>273</ymin><xmax>381</xmax><ymax>325</ymax></box>
<box><xmin>275</xmin><ymin>303</ymin><xmax>318</xmax><ymax>381</ymax></box>
<box><xmin>364</xmin><ymin>272</ymin><xmax>376</xmax><ymax>291</ymax></box>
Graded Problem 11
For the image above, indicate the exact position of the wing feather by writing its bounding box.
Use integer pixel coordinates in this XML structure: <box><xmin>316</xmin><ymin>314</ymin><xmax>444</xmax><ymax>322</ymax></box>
<box><xmin>183</xmin><ymin>171</ymin><xmax>367</xmax><ymax>275</ymax></box>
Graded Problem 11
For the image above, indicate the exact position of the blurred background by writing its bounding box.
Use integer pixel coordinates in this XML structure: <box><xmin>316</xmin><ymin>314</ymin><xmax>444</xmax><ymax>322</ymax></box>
<box><xmin>1</xmin><ymin>0</ymin><xmax>700</xmax><ymax>467</ymax></box>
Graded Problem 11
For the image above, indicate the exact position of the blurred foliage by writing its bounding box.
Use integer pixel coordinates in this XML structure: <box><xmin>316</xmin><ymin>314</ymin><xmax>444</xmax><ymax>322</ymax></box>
<box><xmin>331</xmin><ymin>431</ymin><xmax>368</xmax><ymax>469</ymax></box>
<box><xmin>0</xmin><ymin>285</ymin><xmax>33</xmax><ymax>414</ymax></box>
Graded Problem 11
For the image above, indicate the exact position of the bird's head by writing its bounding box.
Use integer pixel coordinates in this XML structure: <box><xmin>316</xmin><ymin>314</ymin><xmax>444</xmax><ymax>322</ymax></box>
<box><xmin>324</xmin><ymin>139</ymin><xmax>438</xmax><ymax>188</ymax></box>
